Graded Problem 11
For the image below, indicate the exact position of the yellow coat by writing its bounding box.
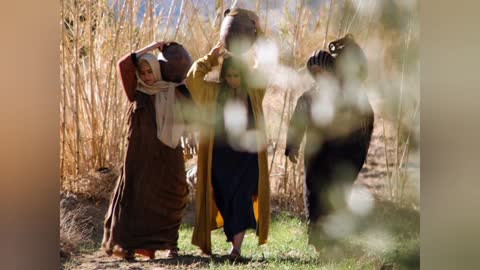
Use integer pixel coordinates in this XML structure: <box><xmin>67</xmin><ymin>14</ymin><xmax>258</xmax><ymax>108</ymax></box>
<box><xmin>185</xmin><ymin>53</ymin><xmax>270</xmax><ymax>254</ymax></box>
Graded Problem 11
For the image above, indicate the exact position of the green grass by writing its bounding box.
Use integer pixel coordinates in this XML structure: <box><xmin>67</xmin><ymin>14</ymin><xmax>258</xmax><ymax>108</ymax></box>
<box><xmin>173</xmin><ymin>202</ymin><xmax>419</xmax><ymax>270</ymax></box>
<box><xmin>61</xmin><ymin>258</ymin><xmax>81</xmax><ymax>270</ymax></box>
<box><xmin>64</xmin><ymin>200</ymin><xmax>418</xmax><ymax>269</ymax></box>
<box><xmin>77</xmin><ymin>241</ymin><xmax>101</xmax><ymax>254</ymax></box>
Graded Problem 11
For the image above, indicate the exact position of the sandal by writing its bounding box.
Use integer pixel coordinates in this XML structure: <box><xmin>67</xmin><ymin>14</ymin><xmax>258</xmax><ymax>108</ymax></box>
<box><xmin>167</xmin><ymin>247</ymin><xmax>179</xmax><ymax>259</ymax></box>
<box><xmin>136</xmin><ymin>249</ymin><xmax>155</xmax><ymax>260</ymax></box>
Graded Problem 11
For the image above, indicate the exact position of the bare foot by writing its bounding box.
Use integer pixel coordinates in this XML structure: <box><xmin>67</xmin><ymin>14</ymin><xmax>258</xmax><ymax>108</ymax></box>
<box><xmin>228</xmin><ymin>248</ymin><xmax>241</xmax><ymax>261</ymax></box>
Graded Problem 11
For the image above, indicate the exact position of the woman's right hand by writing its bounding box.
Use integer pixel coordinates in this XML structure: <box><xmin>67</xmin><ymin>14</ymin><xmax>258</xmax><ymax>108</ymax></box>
<box><xmin>147</xmin><ymin>41</ymin><xmax>165</xmax><ymax>51</ymax></box>
<box><xmin>135</xmin><ymin>41</ymin><xmax>165</xmax><ymax>57</ymax></box>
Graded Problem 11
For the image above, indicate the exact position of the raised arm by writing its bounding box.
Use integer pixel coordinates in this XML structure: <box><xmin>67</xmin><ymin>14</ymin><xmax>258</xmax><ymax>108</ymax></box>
<box><xmin>185</xmin><ymin>42</ymin><xmax>224</xmax><ymax>105</ymax></box>
<box><xmin>117</xmin><ymin>41</ymin><xmax>165</xmax><ymax>102</ymax></box>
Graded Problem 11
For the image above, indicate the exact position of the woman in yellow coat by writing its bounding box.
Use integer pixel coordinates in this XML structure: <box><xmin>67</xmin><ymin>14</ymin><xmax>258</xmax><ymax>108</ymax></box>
<box><xmin>185</xmin><ymin>42</ymin><xmax>270</xmax><ymax>258</ymax></box>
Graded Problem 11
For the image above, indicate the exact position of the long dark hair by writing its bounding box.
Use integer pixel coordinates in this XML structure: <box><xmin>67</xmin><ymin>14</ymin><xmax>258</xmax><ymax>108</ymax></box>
<box><xmin>219</xmin><ymin>56</ymin><xmax>250</xmax><ymax>91</ymax></box>
<box><xmin>216</xmin><ymin>56</ymin><xmax>251</xmax><ymax>112</ymax></box>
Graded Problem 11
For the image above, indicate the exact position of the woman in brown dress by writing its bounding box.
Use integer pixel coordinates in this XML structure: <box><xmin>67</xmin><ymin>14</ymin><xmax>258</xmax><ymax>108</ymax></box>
<box><xmin>101</xmin><ymin>41</ymin><xmax>192</xmax><ymax>260</ymax></box>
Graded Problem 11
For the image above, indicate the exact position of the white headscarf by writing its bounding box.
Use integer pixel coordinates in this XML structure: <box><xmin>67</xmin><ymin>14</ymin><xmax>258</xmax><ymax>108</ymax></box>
<box><xmin>136</xmin><ymin>53</ymin><xmax>185</xmax><ymax>149</ymax></box>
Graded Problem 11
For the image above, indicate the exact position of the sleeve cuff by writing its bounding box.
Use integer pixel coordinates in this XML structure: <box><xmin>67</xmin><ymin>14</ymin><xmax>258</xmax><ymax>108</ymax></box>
<box><xmin>131</xmin><ymin>52</ymin><xmax>138</xmax><ymax>66</ymax></box>
<box><xmin>205</xmin><ymin>53</ymin><xmax>219</xmax><ymax>67</ymax></box>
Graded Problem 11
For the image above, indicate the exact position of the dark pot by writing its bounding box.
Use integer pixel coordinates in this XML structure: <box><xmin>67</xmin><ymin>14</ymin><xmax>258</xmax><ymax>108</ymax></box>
<box><xmin>159</xmin><ymin>43</ymin><xmax>193</xmax><ymax>83</ymax></box>
<box><xmin>220</xmin><ymin>9</ymin><xmax>258</xmax><ymax>55</ymax></box>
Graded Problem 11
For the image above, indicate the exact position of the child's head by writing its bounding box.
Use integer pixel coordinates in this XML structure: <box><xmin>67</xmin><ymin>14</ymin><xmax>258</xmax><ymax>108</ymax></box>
<box><xmin>137</xmin><ymin>53</ymin><xmax>161</xmax><ymax>86</ymax></box>
<box><xmin>220</xmin><ymin>56</ymin><xmax>249</xmax><ymax>90</ymax></box>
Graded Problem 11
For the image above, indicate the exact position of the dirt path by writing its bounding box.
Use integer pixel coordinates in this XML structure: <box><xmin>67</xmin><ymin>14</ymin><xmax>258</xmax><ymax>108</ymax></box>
<box><xmin>67</xmin><ymin>250</ymin><xmax>216</xmax><ymax>270</ymax></box>
<box><xmin>61</xmin><ymin>109</ymin><xmax>419</xmax><ymax>270</ymax></box>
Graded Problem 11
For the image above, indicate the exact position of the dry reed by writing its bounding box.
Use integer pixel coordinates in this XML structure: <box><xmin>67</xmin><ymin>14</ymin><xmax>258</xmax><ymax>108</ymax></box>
<box><xmin>60</xmin><ymin>0</ymin><xmax>419</xmax><ymax>210</ymax></box>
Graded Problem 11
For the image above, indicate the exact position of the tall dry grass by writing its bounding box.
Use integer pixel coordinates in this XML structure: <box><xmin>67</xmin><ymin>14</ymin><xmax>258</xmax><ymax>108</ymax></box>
<box><xmin>60</xmin><ymin>201</ymin><xmax>94</xmax><ymax>253</ymax></box>
<box><xmin>60</xmin><ymin>0</ymin><xmax>419</xmax><ymax>209</ymax></box>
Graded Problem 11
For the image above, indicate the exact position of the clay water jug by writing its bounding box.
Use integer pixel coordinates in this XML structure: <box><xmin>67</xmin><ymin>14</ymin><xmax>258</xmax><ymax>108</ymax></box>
<box><xmin>159</xmin><ymin>42</ymin><xmax>193</xmax><ymax>83</ymax></box>
<box><xmin>220</xmin><ymin>8</ymin><xmax>260</xmax><ymax>55</ymax></box>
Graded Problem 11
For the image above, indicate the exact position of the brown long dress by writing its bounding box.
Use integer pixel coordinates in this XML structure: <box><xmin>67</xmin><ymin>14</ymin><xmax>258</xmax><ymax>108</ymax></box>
<box><xmin>102</xmin><ymin>55</ymin><xmax>189</xmax><ymax>255</ymax></box>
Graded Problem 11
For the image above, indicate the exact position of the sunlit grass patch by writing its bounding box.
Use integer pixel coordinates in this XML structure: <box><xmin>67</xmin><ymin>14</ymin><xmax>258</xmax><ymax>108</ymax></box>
<box><xmin>174</xmin><ymin>207</ymin><xmax>418</xmax><ymax>269</ymax></box>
